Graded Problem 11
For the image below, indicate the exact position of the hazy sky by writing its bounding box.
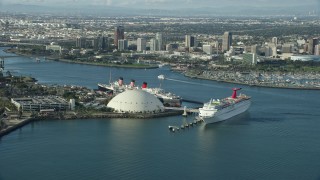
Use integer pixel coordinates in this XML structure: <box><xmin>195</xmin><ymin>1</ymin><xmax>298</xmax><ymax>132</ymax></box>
<box><xmin>1</xmin><ymin>0</ymin><xmax>319</xmax><ymax>9</ymax></box>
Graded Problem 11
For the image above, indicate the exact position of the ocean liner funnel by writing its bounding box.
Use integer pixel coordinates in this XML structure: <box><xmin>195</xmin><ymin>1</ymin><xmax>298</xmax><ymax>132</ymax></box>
<box><xmin>231</xmin><ymin>88</ymin><xmax>242</xmax><ymax>99</ymax></box>
<box><xmin>142</xmin><ymin>82</ymin><xmax>148</xmax><ymax>89</ymax></box>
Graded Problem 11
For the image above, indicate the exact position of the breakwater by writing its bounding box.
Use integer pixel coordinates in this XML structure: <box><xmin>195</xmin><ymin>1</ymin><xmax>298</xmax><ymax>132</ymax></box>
<box><xmin>0</xmin><ymin>118</ymin><xmax>36</xmax><ymax>138</ymax></box>
<box><xmin>0</xmin><ymin>110</ymin><xmax>183</xmax><ymax>137</ymax></box>
<box><xmin>62</xmin><ymin>110</ymin><xmax>183</xmax><ymax>120</ymax></box>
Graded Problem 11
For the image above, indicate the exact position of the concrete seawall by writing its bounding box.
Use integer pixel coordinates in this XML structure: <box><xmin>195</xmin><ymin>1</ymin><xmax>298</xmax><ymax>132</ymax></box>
<box><xmin>63</xmin><ymin>110</ymin><xmax>184</xmax><ymax>120</ymax></box>
<box><xmin>0</xmin><ymin>118</ymin><xmax>36</xmax><ymax>138</ymax></box>
<box><xmin>0</xmin><ymin>110</ymin><xmax>184</xmax><ymax>137</ymax></box>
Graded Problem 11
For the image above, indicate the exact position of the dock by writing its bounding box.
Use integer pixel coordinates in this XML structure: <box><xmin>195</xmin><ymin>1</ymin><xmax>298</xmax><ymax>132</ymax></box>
<box><xmin>168</xmin><ymin>117</ymin><xmax>204</xmax><ymax>132</ymax></box>
<box><xmin>164</xmin><ymin>107</ymin><xmax>199</xmax><ymax>113</ymax></box>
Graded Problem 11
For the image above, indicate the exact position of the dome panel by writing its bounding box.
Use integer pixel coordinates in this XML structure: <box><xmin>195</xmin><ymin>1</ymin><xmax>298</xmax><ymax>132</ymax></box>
<box><xmin>107</xmin><ymin>89</ymin><xmax>165</xmax><ymax>113</ymax></box>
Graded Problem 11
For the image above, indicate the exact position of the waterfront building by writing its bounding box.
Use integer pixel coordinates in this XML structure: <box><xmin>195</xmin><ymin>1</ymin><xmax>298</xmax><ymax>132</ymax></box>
<box><xmin>222</xmin><ymin>32</ymin><xmax>232</xmax><ymax>52</ymax></box>
<box><xmin>107</xmin><ymin>89</ymin><xmax>165</xmax><ymax>113</ymax></box>
<box><xmin>185</xmin><ymin>35</ymin><xmax>196</xmax><ymax>48</ymax></box>
<box><xmin>118</xmin><ymin>39</ymin><xmax>128</xmax><ymax>51</ymax></box>
<box><xmin>263</xmin><ymin>44</ymin><xmax>277</xmax><ymax>57</ymax></box>
<box><xmin>291</xmin><ymin>55</ymin><xmax>320</xmax><ymax>61</ymax></box>
<box><xmin>166</xmin><ymin>43</ymin><xmax>179</xmax><ymax>51</ymax></box>
<box><xmin>224</xmin><ymin>46</ymin><xmax>235</xmax><ymax>57</ymax></box>
<box><xmin>11</xmin><ymin>96</ymin><xmax>69</xmax><ymax>112</ymax></box>
<box><xmin>271</xmin><ymin>37</ymin><xmax>278</xmax><ymax>45</ymax></box>
<box><xmin>156</xmin><ymin>33</ymin><xmax>164</xmax><ymax>51</ymax></box>
<box><xmin>269</xmin><ymin>44</ymin><xmax>277</xmax><ymax>57</ymax></box>
<box><xmin>202</xmin><ymin>45</ymin><xmax>213</xmax><ymax>54</ymax></box>
<box><xmin>251</xmin><ymin>44</ymin><xmax>260</xmax><ymax>54</ymax></box>
<box><xmin>150</xmin><ymin>38</ymin><xmax>158</xmax><ymax>51</ymax></box>
<box><xmin>76</xmin><ymin>37</ymin><xmax>86</xmax><ymax>48</ymax></box>
<box><xmin>45</xmin><ymin>45</ymin><xmax>62</xmax><ymax>53</ymax></box>
<box><xmin>315</xmin><ymin>44</ymin><xmax>320</xmax><ymax>55</ymax></box>
<box><xmin>93</xmin><ymin>36</ymin><xmax>104</xmax><ymax>50</ymax></box>
<box><xmin>137</xmin><ymin>38</ymin><xmax>146</xmax><ymax>52</ymax></box>
<box><xmin>243</xmin><ymin>53</ymin><xmax>257</xmax><ymax>65</ymax></box>
<box><xmin>114</xmin><ymin>26</ymin><xmax>125</xmax><ymax>47</ymax></box>
<box><xmin>102</xmin><ymin>36</ymin><xmax>110</xmax><ymax>50</ymax></box>
<box><xmin>308</xmin><ymin>38</ymin><xmax>319</xmax><ymax>55</ymax></box>
<box><xmin>282</xmin><ymin>44</ymin><xmax>293</xmax><ymax>53</ymax></box>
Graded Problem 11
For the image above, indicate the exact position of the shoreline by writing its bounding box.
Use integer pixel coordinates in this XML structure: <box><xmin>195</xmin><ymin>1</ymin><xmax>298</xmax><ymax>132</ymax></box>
<box><xmin>0</xmin><ymin>110</ymin><xmax>183</xmax><ymax>138</ymax></box>
<box><xmin>0</xmin><ymin>117</ymin><xmax>36</xmax><ymax>138</ymax></box>
<box><xmin>46</xmin><ymin>57</ymin><xmax>159</xmax><ymax>69</ymax></box>
<box><xmin>3</xmin><ymin>48</ymin><xmax>159</xmax><ymax>69</ymax></box>
<box><xmin>3</xmin><ymin>47</ymin><xmax>319</xmax><ymax>90</ymax></box>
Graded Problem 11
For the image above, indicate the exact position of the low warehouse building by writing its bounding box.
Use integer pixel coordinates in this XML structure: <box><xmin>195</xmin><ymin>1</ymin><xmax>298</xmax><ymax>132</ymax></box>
<box><xmin>11</xmin><ymin>96</ymin><xmax>69</xmax><ymax>112</ymax></box>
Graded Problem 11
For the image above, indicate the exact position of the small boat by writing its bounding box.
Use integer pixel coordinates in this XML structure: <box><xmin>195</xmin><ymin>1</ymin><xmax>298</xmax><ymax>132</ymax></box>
<box><xmin>158</xmin><ymin>74</ymin><xmax>165</xmax><ymax>80</ymax></box>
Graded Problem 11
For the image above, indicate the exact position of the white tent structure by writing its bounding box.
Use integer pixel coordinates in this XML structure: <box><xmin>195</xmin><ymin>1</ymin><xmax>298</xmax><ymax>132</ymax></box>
<box><xmin>107</xmin><ymin>89</ymin><xmax>165</xmax><ymax>113</ymax></box>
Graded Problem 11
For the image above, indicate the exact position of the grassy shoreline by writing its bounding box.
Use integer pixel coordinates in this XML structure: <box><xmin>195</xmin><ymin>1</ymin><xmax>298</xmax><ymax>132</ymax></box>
<box><xmin>4</xmin><ymin>48</ymin><xmax>159</xmax><ymax>69</ymax></box>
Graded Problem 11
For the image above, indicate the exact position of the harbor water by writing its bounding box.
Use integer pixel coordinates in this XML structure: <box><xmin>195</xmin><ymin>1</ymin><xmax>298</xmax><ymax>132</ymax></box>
<box><xmin>1</xmin><ymin>48</ymin><xmax>320</xmax><ymax>179</ymax></box>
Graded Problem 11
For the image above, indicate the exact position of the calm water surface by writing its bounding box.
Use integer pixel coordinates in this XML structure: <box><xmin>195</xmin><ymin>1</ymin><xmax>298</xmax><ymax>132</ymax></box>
<box><xmin>0</xmin><ymin>48</ymin><xmax>320</xmax><ymax>179</ymax></box>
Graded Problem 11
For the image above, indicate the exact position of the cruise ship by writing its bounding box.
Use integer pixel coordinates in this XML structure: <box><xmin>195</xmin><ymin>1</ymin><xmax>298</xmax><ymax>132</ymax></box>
<box><xmin>98</xmin><ymin>77</ymin><xmax>182</xmax><ymax>107</ymax></box>
<box><xmin>199</xmin><ymin>88</ymin><xmax>251</xmax><ymax>124</ymax></box>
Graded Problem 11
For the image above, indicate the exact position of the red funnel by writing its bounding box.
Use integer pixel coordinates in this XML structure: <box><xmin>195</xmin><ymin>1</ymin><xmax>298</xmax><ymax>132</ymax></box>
<box><xmin>231</xmin><ymin>88</ymin><xmax>242</xmax><ymax>99</ymax></box>
<box><xmin>142</xmin><ymin>82</ymin><xmax>147</xmax><ymax>89</ymax></box>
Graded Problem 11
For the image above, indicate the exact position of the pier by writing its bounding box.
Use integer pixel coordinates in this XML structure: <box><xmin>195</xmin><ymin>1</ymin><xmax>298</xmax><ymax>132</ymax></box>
<box><xmin>164</xmin><ymin>107</ymin><xmax>200</xmax><ymax>113</ymax></box>
<box><xmin>168</xmin><ymin>117</ymin><xmax>204</xmax><ymax>132</ymax></box>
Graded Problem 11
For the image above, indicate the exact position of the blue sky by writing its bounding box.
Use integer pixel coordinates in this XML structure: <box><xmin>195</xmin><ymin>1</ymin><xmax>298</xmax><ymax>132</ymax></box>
<box><xmin>1</xmin><ymin>0</ymin><xmax>318</xmax><ymax>9</ymax></box>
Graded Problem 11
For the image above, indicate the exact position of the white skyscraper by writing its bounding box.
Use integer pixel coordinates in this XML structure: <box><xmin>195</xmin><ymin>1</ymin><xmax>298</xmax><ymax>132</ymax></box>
<box><xmin>185</xmin><ymin>35</ymin><xmax>196</xmax><ymax>48</ymax></box>
<box><xmin>156</xmin><ymin>33</ymin><xmax>163</xmax><ymax>51</ymax></box>
<box><xmin>118</xmin><ymin>39</ymin><xmax>128</xmax><ymax>51</ymax></box>
<box><xmin>137</xmin><ymin>38</ymin><xmax>146</xmax><ymax>52</ymax></box>
<box><xmin>150</xmin><ymin>38</ymin><xmax>158</xmax><ymax>51</ymax></box>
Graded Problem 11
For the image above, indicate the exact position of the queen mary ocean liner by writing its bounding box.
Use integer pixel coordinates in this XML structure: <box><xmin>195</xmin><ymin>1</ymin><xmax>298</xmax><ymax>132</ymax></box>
<box><xmin>98</xmin><ymin>77</ymin><xmax>182</xmax><ymax>107</ymax></box>
<box><xmin>199</xmin><ymin>88</ymin><xmax>251</xmax><ymax>124</ymax></box>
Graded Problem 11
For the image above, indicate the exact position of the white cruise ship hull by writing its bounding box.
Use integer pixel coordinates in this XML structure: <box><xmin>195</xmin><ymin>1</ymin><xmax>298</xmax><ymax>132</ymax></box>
<box><xmin>200</xmin><ymin>100</ymin><xmax>251</xmax><ymax>124</ymax></box>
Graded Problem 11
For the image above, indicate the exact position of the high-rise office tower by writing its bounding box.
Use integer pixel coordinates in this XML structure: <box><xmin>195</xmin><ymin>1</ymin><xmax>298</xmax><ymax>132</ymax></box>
<box><xmin>137</xmin><ymin>38</ymin><xmax>146</xmax><ymax>52</ymax></box>
<box><xmin>156</xmin><ymin>33</ymin><xmax>163</xmax><ymax>51</ymax></box>
<box><xmin>118</xmin><ymin>39</ymin><xmax>128</xmax><ymax>51</ymax></box>
<box><xmin>102</xmin><ymin>36</ymin><xmax>109</xmax><ymax>50</ymax></box>
<box><xmin>76</xmin><ymin>37</ymin><xmax>86</xmax><ymax>48</ymax></box>
<box><xmin>222</xmin><ymin>32</ymin><xmax>232</xmax><ymax>52</ymax></box>
<box><xmin>185</xmin><ymin>35</ymin><xmax>195</xmax><ymax>48</ymax></box>
<box><xmin>93</xmin><ymin>35</ymin><xmax>104</xmax><ymax>50</ymax></box>
<box><xmin>150</xmin><ymin>38</ymin><xmax>158</xmax><ymax>51</ymax></box>
<box><xmin>114</xmin><ymin>26</ymin><xmax>124</xmax><ymax>47</ymax></box>
<box><xmin>308</xmin><ymin>38</ymin><xmax>319</xmax><ymax>55</ymax></box>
